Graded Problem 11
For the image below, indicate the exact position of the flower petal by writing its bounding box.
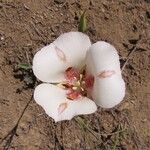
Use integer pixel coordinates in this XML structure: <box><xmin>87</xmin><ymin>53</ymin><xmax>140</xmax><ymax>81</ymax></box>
<box><xmin>86</xmin><ymin>41</ymin><xmax>125</xmax><ymax>108</ymax></box>
<box><xmin>34</xmin><ymin>83</ymin><xmax>97</xmax><ymax>122</ymax></box>
<box><xmin>53</xmin><ymin>32</ymin><xmax>91</xmax><ymax>69</ymax></box>
<box><xmin>33</xmin><ymin>32</ymin><xmax>91</xmax><ymax>83</ymax></box>
<box><xmin>33</xmin><ymin>44</ymin><xmax>67</xmax><ymax>83</ymax></box>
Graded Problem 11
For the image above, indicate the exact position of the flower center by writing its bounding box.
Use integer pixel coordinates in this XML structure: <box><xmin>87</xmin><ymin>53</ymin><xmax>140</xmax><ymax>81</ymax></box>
<box><xmin>63</xmin><ymin>67</ymin><xmax>94</xmax><ymax>100</ymax></box>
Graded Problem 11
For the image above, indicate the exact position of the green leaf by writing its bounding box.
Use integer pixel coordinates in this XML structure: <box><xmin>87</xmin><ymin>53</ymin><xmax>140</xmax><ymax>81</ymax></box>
<box><xmin>78</xmin><ymin>11</ymin><xmax>87</xmax><ymax>32</ymax></box>
<box><xmin>18</xmin><ymin>64</ymin><xmax>32</xmax><ymax>70</ymax></box>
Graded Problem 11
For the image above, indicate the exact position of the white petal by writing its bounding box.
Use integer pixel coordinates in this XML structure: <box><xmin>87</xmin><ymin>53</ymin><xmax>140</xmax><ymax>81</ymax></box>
<box><xmin>33</xmin><ymin>44</ymin><xmax>66</xmax><ymax>82</ymax></box>
<box><xmin>33</xmin><ymin>32</ymin><xmax>91</xmax><ymax>83</ymax></box>
<box><xmin>53</xmin><ymin>32</ymin><xmax>91</xmax><ymax>69</ymax></box>
<box><xmin>93</xmin><ymin>76</ymin><xmax>125</xmax><ymax>108</ymax></box>
<box><xmin>34</xmin><ymin>83</ymin><xmax>97</xmax><ymax>122</ymax></box>
<box><xmin>86</xmin><ymin>41</ymin><xmax>125</xmax><ymax>108</ymax></box>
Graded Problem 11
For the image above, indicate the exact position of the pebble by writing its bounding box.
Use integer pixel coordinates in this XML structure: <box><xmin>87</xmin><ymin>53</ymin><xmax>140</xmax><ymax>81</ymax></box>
<box><xmin>0</xmin><ymin>36</ymin><xmax>4</xmax><ymax>41</ymax></box>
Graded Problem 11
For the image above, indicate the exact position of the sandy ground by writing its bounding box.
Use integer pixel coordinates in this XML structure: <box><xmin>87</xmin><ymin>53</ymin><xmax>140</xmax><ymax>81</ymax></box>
<box><xmin>0</xmin><ymin>0</ymin><xmax>150</xmax><ymax>149</ymax></box>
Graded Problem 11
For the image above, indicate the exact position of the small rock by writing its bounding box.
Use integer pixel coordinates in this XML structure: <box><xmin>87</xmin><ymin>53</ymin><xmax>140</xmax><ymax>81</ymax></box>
<box><xmin>0</xmin><ymin>36</ymin><xmax>4</xmax><ymax>41</ymax></box>
<box><xmin>141</xmin><ymin>118</ymin><xmax>147</xmax><ymax>123</ymax></box>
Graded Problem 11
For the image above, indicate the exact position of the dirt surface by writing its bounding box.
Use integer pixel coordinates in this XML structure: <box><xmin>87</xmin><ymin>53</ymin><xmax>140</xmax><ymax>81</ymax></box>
<box><xmin>0</xmin><ymin>0</ymin><xmax>150</xmax><ymax>149</ymax></box>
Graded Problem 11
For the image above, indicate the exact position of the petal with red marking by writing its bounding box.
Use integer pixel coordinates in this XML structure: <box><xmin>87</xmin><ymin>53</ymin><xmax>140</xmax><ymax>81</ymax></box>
<box><xmin>58</xmin><ymin>103</ymin><xmax>68</xmax><ymax>115</ymax></box>
<box><xmin>33</xmin><ymin>32</ymin><xmax>91</xmax><ymax>83</ymax></box>
<box><xmin>34</xmin><ymin>83</ymin><xmax>97</xmax><ymax>122</ymax></box>
<box><xmin>86</xmin><ymin>41</ymin><xmax>125</xmax><ymax>108</ymax></box>
<box><xmin>53</xmin><ymin>32</ymin><xmax>91</xmax><ymax>69</ymax></box>
<box><xmin>98</xmin><ymin>70</ymin><xmax>116</xmax><ymax>78</ymax></box>
<box><xmin>55</xmin><ymin>46</ymin><xmax>67</xmax><ymax>62</ymax></box>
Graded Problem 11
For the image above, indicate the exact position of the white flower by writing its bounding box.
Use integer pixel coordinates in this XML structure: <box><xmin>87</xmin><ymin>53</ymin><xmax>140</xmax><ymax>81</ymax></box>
<box><xmin>33</xmin><ymin>32</ymin><xmax>125</xmax><ymax>122</ymax></box>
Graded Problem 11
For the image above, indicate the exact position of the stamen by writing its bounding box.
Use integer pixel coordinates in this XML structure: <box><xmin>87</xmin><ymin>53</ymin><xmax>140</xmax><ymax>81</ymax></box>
<box><xmin>57</xmin><ymin>83</ymin><xmax>66</xmax><ymax>89</ymax></box>
<box><xmin>72</xmin><ymin>86</ymin><xmax>78</xmax><ymax>90</ymax></box>
<box><xmin>64</xmin><ymin>67</ymin><xmax>94</xmax><ymax>100</ymax></box>
<box><xmin>79</xmin><ymin>74</ymin><xmax>83</xmax><ymax>81</ymax></box>
<box><xmin>81</xmin><ymin>87</ymin><xmax>84</xmax><ymax>91</ymax></box>
<box><xmin>76</xmin><ymin>81</ymin><xmax>81</xmax><ymax>86</ymax></box>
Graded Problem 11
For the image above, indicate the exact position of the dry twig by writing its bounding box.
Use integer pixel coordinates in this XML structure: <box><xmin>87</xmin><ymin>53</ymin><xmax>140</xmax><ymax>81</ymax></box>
<box><xmin>121</xmin><ymin>46</ymin><xmax>137</xmax><ymax>71</ymax></box>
